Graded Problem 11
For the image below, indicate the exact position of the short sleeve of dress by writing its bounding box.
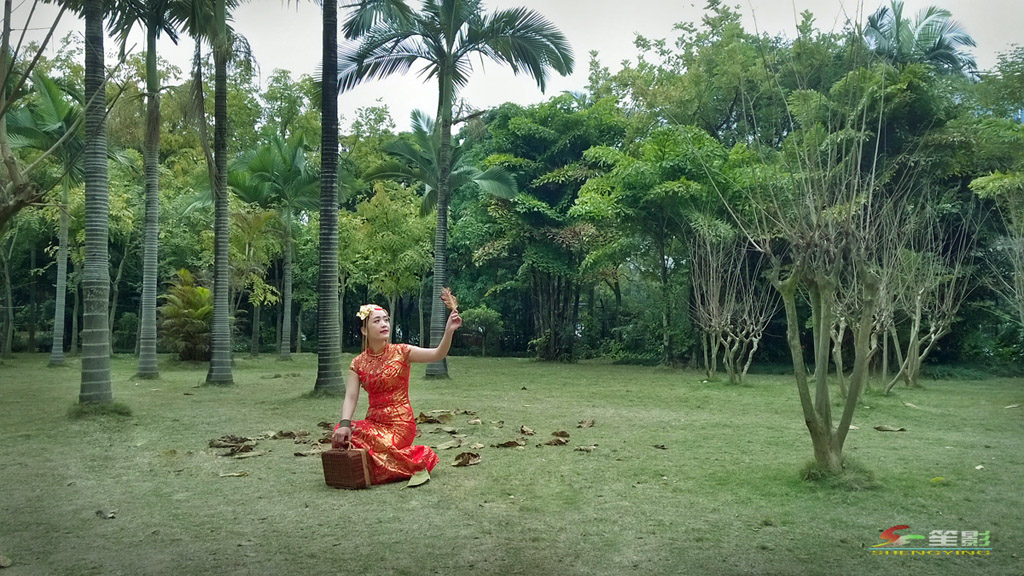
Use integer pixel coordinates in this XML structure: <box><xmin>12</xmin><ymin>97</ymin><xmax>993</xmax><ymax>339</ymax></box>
<box><xmin>396</xmin><ymin>343</ymin><xmax>411</xmax><ymax>362</ymax></box>
<box><xmin>349</xmin><ymin>355</ymin><xmax>360</xmax><ymax>373</ymax></box>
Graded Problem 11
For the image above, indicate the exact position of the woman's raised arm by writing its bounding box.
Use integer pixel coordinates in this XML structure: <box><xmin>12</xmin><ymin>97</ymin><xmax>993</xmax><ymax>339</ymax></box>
<box><xmin>407</xmin><ymin>310</ymin><xmax>462</xmax><ymax>364</ymax></box>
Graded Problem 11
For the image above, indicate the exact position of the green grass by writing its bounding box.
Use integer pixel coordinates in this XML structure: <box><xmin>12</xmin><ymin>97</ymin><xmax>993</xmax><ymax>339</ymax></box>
<box><xmin>0</xmin><ymin>353</ymin><xmax>1021</xmax><ymax>575</ymax></box>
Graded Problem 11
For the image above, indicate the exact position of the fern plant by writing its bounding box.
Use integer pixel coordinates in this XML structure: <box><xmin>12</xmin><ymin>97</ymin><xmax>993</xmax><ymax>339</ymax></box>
<box><xmin>159</xmin><ymin>269</ymin><xmax>213</xmax><ymax>361</ymax></box>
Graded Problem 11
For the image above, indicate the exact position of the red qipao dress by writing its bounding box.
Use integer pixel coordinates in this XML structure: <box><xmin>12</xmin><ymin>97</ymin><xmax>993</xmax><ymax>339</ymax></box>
<box><xmin>340</xmin><ymin>343</ymin><xmax>439</xmax><ymax>484</ymax></box>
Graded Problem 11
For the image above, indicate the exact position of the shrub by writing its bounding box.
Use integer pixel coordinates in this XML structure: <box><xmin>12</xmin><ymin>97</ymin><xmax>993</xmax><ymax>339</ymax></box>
<box><xmin>460</xmin><ymin>305</ymin><xmax>504</xmax><ymax>356</ymax></box>
<box><xmin>159</xmin><ymin>269</ymin><xmax>213</xmax><ymax>361</ymax></box>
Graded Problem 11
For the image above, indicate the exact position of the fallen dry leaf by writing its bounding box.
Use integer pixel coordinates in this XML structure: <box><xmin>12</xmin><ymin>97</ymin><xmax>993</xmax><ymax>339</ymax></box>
<box><xmin>874</xmin><ymin>425</ymin><xmax>907</xmax><ymax>432</ymax></box>
<box><xmin>231</xmin><ymin>450</ymin><xmax>264</xmax><ymax>459</ymax></box>
<box><xmin>492</xmin><ymin>438</ymin><xmax>526</xmax><ymax>448</ymax></box>
<box><xmin>577</xmin><ymin>420</ymin><xmax>595</xmax><ymax>428</ymax></box>
<box><xmin>209</xmin><ymin>435</ymin><xmax>253</xmax><ymax>448</ymax></box>
<box><xmin>95</xmin><ymin>509</ymin><xmax>116</xmax><ymax>520</ymax></box>
<box><xmin>1005</xmin><ymin>404</ymin><xmax>1020</xmax><ymax>409</ymax></box>
<box><xmin>653</xmin><ymin>444</ymin><xmax>668</xmax><ymax>450</ymax></box>
<box><xmin>273</xmin><ymin>430</ymin><xmax>310</xmax><ymax>439</ymax></box>
<box><xmin>519</xmin><ymin>426</ymin><xmax>535</xmax><ymax>435</ymax></box>
<box><xmin>551</xmin><ymin>431</ymin><xmax>570</xmax><ymax>438</ymax></box>
<box><xmin>975</xmin><ymin>465</ymin><xmax>984</xmax><ymax>470</ymax></box>
<box><xmin>468</xmin><ymin>418</ymin><xmax>482</xmax><ymax>425</ymax></box>
<box><xmin>575</xmin><ymin>444</ymin><xmax>598</xmax><ymax>453</ymax></box>
<box><xmin>219</xmin><ymin>472</ymin><xmax>248</xmax><ymax>478</ymax></box>
<box><xmin>222</xmin><ymin>443</ymin><xmax>256</xmax><ymax>457</ymax></box>
<box><xmin>402</xmin><ymin>470</ymin><xmax>430</xmax><ymax>489</ymax></box>
<box><xmin>849</xmin><ymin>425</ymin><xmax>860</xmax><ymax>430</ymax></box>
<box><xmin>293</xmin><ymin>445</ymin><xmax>324</xmax><ymax>457</ymax></box>
<box><xmin>0</xmin><ymin>555</ymin><xmax>11</xmax><ymax>568</ymax></box>
<box><xmin>453</xmin><ymin>452</ymin><xmax>481</xmax><ymax>467</ymax></box>
<box><xmin>902</xmin><ymin>402</ymin><xmax>920</xmax><ymax>409</ymax></box>
<box><xmin>542</xmin><ymin>437</ymin><xmax>570</xmax><ymax>446</ymax></box>
<box><xmin>417</xmin><ymin>413</ymin><xmax>451</xmax><ymax>424</ymax></box>
<box><xmin>491</xmin><ymin>420</ymin><xmax>505</xmax><ymax>428</ymax></box>
<box><xmin>469</xmin><ymin>443</ymin><xmax>485</xmax><ymax>450</ymax></box>
<box><xmin>317</xmin><ymin>421</ymin><xmax>335</xmax><ymax>430</ymax></box>
<box><xmin>437</xmin><ymin>439</ymin><xmax>464</xmax><ymax>450</ymax></box>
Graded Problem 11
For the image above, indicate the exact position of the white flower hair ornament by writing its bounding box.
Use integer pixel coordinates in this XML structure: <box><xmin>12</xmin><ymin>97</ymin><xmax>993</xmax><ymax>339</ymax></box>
<box><xmin>356</xmin><ymin>304</ymin><xmax>382</xmax><ymax>321</ymax></box>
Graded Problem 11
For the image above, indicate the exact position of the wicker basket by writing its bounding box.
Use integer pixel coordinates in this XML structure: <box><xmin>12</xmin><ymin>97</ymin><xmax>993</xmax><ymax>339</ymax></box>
<box><xmin>321</xmin><ymin>448</ymin><xmax>374</xmax><ymax>489</ymax></box>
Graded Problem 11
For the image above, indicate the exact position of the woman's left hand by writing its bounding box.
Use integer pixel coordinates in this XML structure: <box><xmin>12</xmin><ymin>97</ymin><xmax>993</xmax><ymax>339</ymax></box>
<box><xmin>445</xmin><ymin>310</ymin><xmax>463</xmax><ymax>333</ymax></box>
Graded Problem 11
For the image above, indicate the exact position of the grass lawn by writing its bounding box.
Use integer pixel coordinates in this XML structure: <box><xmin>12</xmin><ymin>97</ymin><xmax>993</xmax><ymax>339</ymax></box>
<box><xmin>0</xmin><ymin>353</ymin><xmax>1021</xmax><ymax>575</ymax></box>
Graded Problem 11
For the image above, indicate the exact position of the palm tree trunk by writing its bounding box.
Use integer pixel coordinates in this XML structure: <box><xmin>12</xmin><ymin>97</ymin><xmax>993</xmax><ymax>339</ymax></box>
<box><xmin>206</xmin><ymin>0</ymin><xmax>233</xmax><ymax>384</ymax></box>
<box><xmin>79</xmin><ymin>0</ymin><xmax>112</xmax><ymax>403</ymax></box>
<box><xmin>425</xmin><ymin>69</ymin><xmax>454</xmax><ymax>378</ymax></box>
<box><xmin>279</xmin><ymin>211</ymin><xmax>293</xmax><ymax>360</ymax></box>
<box><xmin>137</xmin><ymin>21</ymin><xmax>160</xmax><ymax>378</ymax></box>
<box><xmin>313</xmin><ymin>0</ymin><xmax>342</xmax><ymax>393</ymax></box>
<box><xmin>191</xmin><ymin>41</ymin><xmax>216</xmax><ymax>193</ymax></box>
<box><xmin>48</xmin><ymin>181</ymin><xmax>70</xmax><ymax>365</ymax></box>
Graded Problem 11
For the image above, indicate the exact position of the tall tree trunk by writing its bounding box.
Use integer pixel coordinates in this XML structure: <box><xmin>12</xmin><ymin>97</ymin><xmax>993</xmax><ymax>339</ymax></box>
<box><xmin>79</xmin><ymin>0</ymin><xmax>112</xmax><ymax>403</ymax></box>
<box><xmin>28</xmin><ymin>246</ymin><xmax>36</xmax><ymax>351</ymax></box>
<box><xmin>192</xmin><ymin>41</ymin><xmax>216</xmax><ymax>194</ymax></box>
<box><xmin>279</xmin><ymin>212</ymin><xmax>292</xmax><ymax>360</ymax></box>
<box><xmin>425</xmin><ymin>68</ymin><xmax>453</xmax><ymax>378</ymax></box>
<box><xmin>1</xmin><ymin>245</ymin><xmax>12</xmax><ymax>357</ymax></box>
<box><xmin>658</xmin><ymin>236</ymin><xmax>671</xmax><ymax>365</ymax></box>
<box><xmin>250</xmin><ymin>303</ymin><xmax>260</xmax><ymax>357</ymax></box>
<box><xmin>295</xmin><ymin>305</ymin><xmax>302</xmax><ymax>354</ymax></box>
<box><xmin>70</xmin><ymin>266</ymin><xmax>79</xmax><ymax>356</ymax></box>
<box><xmin>49</xmin><ymin>181</ymin><xmax>70</xmax><ymax>365</ymax></box>
<box><xmin>418</xmin><ymin>274</ymin><xmax>426</xmax><ymax>346</ymax></box>
<box><xmin>206</xmin><ymin>0</ymin><xmax>233</xmax><ymax>384</ymax></box>
<box><xmin>137</xmin><ymin>21</ymin><xmax>161</xmax><ymax>378</ymax></box>
<box><xmin>108</xmin><ymin>241</ymin><xmax>128</xmax><ymax>354</ymax></box>
<box><xmin>338</xmin><ymin>273</ymin><xmax>349</xmax><ymax>353</ymax></box>
<box><xmin>313</xmin><ymin>0</ymin><xmax>342</xmax><ymax>393</ymax></box>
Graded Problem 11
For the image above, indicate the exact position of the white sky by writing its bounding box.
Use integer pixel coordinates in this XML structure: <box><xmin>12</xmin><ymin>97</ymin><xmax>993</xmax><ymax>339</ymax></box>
<box><xmin>10</xmin><ymin>0</ymin><xmax>1022</xmax><ymax>131</ymax></box>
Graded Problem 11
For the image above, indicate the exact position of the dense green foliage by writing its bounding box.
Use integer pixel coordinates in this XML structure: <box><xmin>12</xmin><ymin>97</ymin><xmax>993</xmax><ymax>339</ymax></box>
<box><xmin>1</xmin><ymin>0</ymin><xmax>1022</xmax><ymax>379</ymax></box>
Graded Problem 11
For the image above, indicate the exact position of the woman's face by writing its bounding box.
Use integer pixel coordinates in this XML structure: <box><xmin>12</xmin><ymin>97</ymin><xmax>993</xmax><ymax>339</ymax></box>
<box><xmin>364</xmin><ymin>309</ymin><xmax>390</xmax><ymax>341</ymax></box>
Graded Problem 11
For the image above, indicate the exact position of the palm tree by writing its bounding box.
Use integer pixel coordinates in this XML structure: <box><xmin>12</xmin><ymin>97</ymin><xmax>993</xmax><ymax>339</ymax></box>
<box><xmin>229</xmin><ymin>135</ymin><xmax>319</xmax><ymax>360</ymax></box>
<box><xmin>108</xmin><ymin>0</ymin><xmax>186</xmax><ymax>379</ymax></box>
<box><xmin>313</xmin><ymin>0</ymin><xmax>343</xmax><ymax>392</ymax></box>
<box><xmin>206</xmin><ymin>0</ymin><xmax>232</xmax><ymax>384</ymax></box>
<box><xmin>339</xmin><ymin>0</ymin><xmax>573</xmax><ymax>377</ymax></box>
<box><xmin>363</xmin><ymin>109</ymin><xmax>516</xmax><ymax>216</ymax></box>
<box><xmin>79</xmin><ymin>0</ymin><xmax>112</xmax><ymax>403</ymax></box>
<box><xmin>864</xmin><ymin>0</ymin><xmax>977</xmax><ymax>76</ymax></box>
<box><xmin>7</xmin><ymin>72</ymin><xmax>84</xmax><ymax>367</ymax></box>
<box><xmin>301</xmin><ymin>0</ymin><xmax>412</xmax><ymax>393</ymax></box>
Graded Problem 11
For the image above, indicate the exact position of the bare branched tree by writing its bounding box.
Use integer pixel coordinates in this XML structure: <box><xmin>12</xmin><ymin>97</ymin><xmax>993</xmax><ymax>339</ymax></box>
<box><xmin>884</xmin><ymin>199</ymin><xmax>977</xmax><ymax>392</ymax></box>
<box><xmin>709</xmin><ymin>62</ymin><xmax>926</xmax><ymax>474</ymax></box>
<box><xmin>692</xmin><ymin>230</ymin><xmax>778</xmax><ymax>384</ymax></box>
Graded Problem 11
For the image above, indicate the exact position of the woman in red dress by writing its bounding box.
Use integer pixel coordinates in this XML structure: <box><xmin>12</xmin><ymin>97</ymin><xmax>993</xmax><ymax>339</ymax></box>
<box><xmin>331</xmin><ymin>304</ymin><xmax>462</xmax><ymax>484</ymax></box>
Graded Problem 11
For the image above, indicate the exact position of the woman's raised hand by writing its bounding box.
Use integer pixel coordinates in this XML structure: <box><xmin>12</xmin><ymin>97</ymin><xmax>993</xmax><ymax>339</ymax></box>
<box><xmin>445</xmin><ymin>310</ymin><xmax>463</xmax><ymax>333</ymax></box>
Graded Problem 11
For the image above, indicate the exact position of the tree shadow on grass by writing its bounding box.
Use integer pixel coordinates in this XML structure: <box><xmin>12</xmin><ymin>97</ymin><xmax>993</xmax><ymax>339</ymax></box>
<box><xmin>800</xmin><ymin>457</ymin><xmax>877</xmax><ymax>491</ymax></box>
<box><xmin>67</xmin><ymin>402</ymin><xmax>133</xmax><ymax>420</ymax></box>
